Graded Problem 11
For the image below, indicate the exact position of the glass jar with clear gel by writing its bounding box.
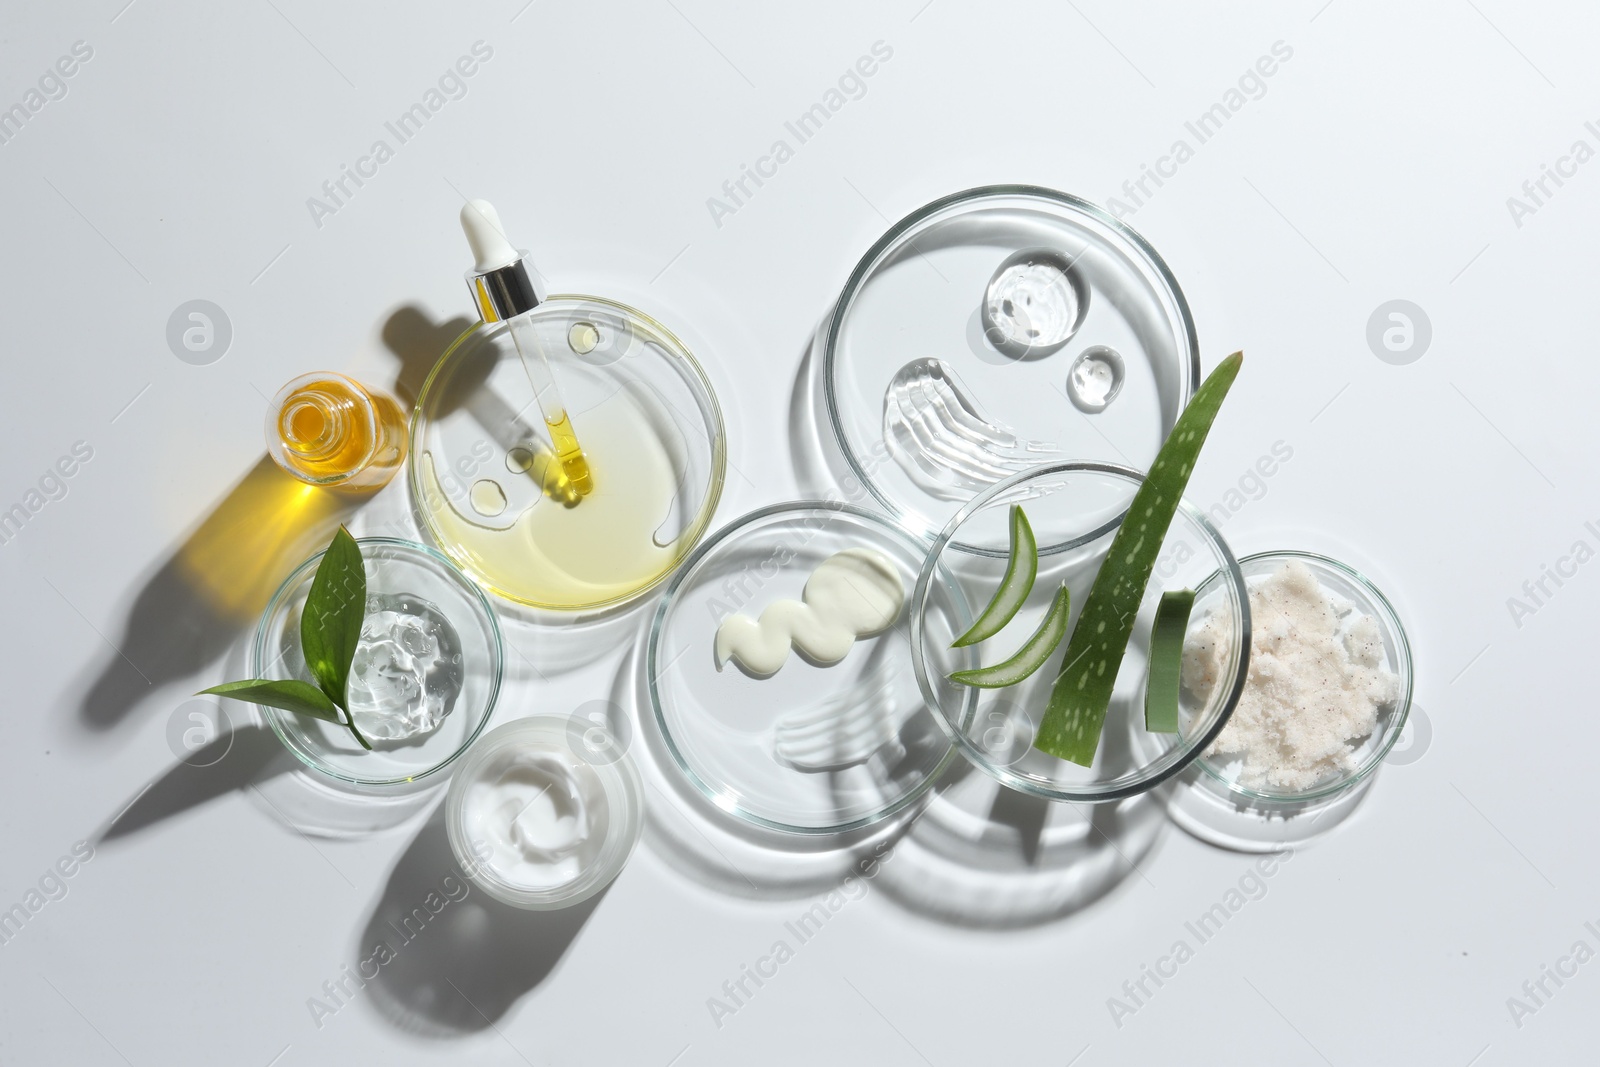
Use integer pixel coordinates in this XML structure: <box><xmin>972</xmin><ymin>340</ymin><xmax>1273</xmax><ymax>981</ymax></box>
<box><xmin>445</xmin><ymin>716</ymin><xmax>644</xmax><ymax>910</ymax></box>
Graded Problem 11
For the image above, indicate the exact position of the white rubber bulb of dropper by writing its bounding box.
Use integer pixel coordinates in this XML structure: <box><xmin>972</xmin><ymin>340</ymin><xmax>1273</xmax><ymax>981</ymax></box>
<box><xmin>460</xmin><ymin>199</ymin><xmax>519</xmax><ymax>272</ymax></box>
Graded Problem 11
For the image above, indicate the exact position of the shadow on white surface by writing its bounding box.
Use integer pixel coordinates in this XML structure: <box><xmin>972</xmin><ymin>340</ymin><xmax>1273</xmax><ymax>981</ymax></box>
<box><xmin>615</xmin><ymin>637</ymin><xmax>917</xmax><ymax>901</ymax></box>
<box><xmin>356</xmin><ymin>800</ymin><xmax>600</xmax><ymax>1036</ymax></box>
<box><xmin>876</xmin><ymin>762</ymin><xmax>1167</xmax><ymax>929</ymax></box>
<box><xmin>77</xmin><ymin>457</ymin><xmax>360</xmax><ymax>735</ymax></box>
<box><xmin>95</xmin><ymin>724</ymin><xmax>290</xmax><ymax>843</ymax></box>
<box><xmin>380</xmin><ymin>304</ymin><xmax>477</xmax><ymax>411</ymax></box>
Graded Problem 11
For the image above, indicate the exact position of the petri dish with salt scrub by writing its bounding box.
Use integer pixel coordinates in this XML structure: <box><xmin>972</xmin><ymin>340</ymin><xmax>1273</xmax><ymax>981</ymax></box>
<box><xmin>1165</xmin><ymin>550</ymin><xmax>1414</xmax><ymax>851</ymax></box>
<box><xmin>410</xmin><ymin>296</ymin><xmax>726</xmax><ymax>611</ymax></box>
<box><xmin>446</xmin><ymin>716</ymin><xmax>644</xmax><ymax>910</ymax></box>
<box><xmin>822</xmin><ymin>185</ymin><xmax>1200</xmax><ymax>541</ymax></box>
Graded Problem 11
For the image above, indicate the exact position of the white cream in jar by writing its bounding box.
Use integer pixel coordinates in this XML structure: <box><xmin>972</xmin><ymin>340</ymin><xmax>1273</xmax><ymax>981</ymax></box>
<box><xmin>463</xmin><ymin>747</ymin><xmax>609</xmax><ymax>891</ymax></box>
<box><xmin>447</xmin><ymin>717</ymin><xmax>644</xmax><ymax>910</ymax></box>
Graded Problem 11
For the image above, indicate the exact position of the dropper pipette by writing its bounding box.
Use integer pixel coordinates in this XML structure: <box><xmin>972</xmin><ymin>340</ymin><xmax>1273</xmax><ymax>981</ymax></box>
<box><xmin>460</xmin><ymin>199</ymin><xmax>593</xmax><ymax>496</ymax></box>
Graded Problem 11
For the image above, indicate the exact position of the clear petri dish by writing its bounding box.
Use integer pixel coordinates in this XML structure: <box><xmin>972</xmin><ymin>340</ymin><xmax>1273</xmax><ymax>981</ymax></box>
<box><xmin>824</xmin><ymin>185</ymin><xmax>1199</xmax><ymax>540</ymax></box>
<box><xmin>909</xmin><ymin>462</ymin><xmax>1251</xmax><ymax>803</ymax></box>
<box><xmin>409</xmin><ymin>296</ymin><xmax>726</xmax><ymax>611</ymax></box>
<box><xmin>250</xmin><ymin>538</ymin><xmax>502</xmax><ymax>788</ymax></box>
<box><xmin>647</xmin><ymin>502</ymin><xmax>964</xmax><ymax>834</ymax></box>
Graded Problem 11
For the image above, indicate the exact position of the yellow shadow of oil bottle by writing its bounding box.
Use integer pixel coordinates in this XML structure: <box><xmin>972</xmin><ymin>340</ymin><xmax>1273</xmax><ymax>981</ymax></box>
<box><xmin>81</xmin><ymin>374</ymin><xmax>405</xmax><ymax>730</ymax></box>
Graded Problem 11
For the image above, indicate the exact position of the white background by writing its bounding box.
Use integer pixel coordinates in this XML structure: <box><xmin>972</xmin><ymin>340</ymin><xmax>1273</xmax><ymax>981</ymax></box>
<box><xmin>1</xmin><ymin>1</ymin><xmax>1596</xmax><ymax>1063</ymax></box>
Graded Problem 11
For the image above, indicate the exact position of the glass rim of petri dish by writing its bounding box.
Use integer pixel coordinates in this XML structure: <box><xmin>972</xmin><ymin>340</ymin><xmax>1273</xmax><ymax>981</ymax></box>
<box><xmin>407</xmin><ymin>295</ymin><xmax>727</xmax><ymax>612</ymax></box>
<box><xmin>821</xmin><ymin>184</ymin><xmax>1202</xmax><ymax>548</ymax></box>
<box><xmin>250</xmin><ymin>536</ymin><xmax>503</xmax><ymax>788</ymax></box>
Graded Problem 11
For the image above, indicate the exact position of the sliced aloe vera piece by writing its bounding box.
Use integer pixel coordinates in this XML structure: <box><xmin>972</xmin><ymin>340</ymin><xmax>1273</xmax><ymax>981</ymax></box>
<box><xmin>1034</xmin><ymin>352</ymin><xmax>1243</xmax><ymax>765</ymax></box>
<box><xmin>1144</xmin><ymin>589</ymin><xmax>1194</xmax><ymax>733</ymax></box>
<box><xmin>952</xmin><ymin>505</ymin><xmax>1036</xmax><ymax>648</ymax></box>
<box><xmin>950</xmin><ymin>582</ymin><xmax>1070</xmax><ymax>689</ymax></box>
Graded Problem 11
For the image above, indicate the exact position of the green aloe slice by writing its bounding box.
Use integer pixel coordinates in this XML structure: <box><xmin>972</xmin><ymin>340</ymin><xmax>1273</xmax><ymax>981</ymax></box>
<box><xmin>952</xmin><ymin>505</ymin><xmax>1036</xmax><ymax>648</ymax></box>
<box><xmin>1034</xmin><ymin>352</ymin><xmax>1243</xmax><ymax>765</ymax></box>
<box><xmin>950</xmin><ymin>582</ymin><xmax>1070</xmax><ymax>689</ymax></box>
<box><xmin>1144</xmin><ymin>589</ymin><xmax>1194</xmax><ymax>733</ymax></box>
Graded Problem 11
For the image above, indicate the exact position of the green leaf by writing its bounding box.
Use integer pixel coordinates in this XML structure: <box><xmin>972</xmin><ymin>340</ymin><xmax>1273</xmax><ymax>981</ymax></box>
<box><xmin>300</xmin><ymin>526</ymin><xmax>366</xmax><ymax>710</ymax></box>
<box><xmin>952</xmin><ymin>505</ymin><xmax>1037</xmax><ymax>648</ymax></box>
<box><xmin>1144</xmin><ymin>589</ymin><xmax>1195</xmax><ymax>733</ymax></box>
<box><xmin>950</xmin><ymin>581</ymin><xmax>1069</xmax><ymax>689</ymax></box>
<box><xmin>1034</xmin><ymin>352</ymin><xmax>1243</xmax><ymax>765</ymax></box>
<box><xmin>200</xmin><ymin>679</ymin><xmax>343</xmax><ymax>723</ymax></box>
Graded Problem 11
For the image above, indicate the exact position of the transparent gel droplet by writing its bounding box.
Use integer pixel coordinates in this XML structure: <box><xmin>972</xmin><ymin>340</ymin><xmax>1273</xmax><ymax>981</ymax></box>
<box><xmin>882</xmin><ymin>358</ymin><xmax>1068</xmax><ymax>500</ymax></box>
<box><xmin>506</xmin><ymin>447</ymin><xmax>534</xmax><ymax>474</ymax></box>
<box><xmin>1066</xmin><ymin>346</ymin><xmax>1125</xmax><ymax>413</ymax></box>
<box><xmin>982</xmin><ymin>249</ymin><xmax>1084</xmax><ymax>357</ymax></box>
<box><xmin>470</xmin><ymin>479</ymin><xmax>507</xmax><ymax>517</ymax></box>
<box><xmin>346</xmin><ymin>593</ymin><xmax>465</xmax><ymax>741</ymax></box>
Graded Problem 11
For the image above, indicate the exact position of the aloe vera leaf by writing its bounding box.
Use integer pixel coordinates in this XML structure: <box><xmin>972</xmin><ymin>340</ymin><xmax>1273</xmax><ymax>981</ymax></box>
<box><xmin>1034</xmin><ymin>352</ymin><xmax>1243</xmax><ymax>765</ymax></box>
<box><xmin>1144</xmin><ymin>589</ymin><xmax>1195</xmax><ymax>733</ymax></box>
<box><xmin>952</xmin><ymin>505</ymin><xmax>1037</xmax><ymax>648</ymax></box>
<box><xmin>950</xmin><ymin>581</ymin><xmax>1070</xmax><ymax>688</ymax></box>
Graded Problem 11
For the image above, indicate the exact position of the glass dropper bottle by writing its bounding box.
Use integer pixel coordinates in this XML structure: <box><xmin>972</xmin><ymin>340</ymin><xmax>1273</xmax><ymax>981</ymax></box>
<box><xmin>265</xmin><ymin>371</ymin><xmax>407</xmax><ymax>490</ymax></box>
<box><xmin>460</xmin><ymin>200</ymin><xmax>593</xmax><ymax>497</ymax></box>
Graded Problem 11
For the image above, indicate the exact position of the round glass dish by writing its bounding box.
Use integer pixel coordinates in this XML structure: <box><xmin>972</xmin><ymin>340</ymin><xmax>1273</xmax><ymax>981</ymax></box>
<box><xmin>824</xmin><ymin>185</ymin><xmax>1199</xmax><ymax>540</ymax></box>
<box><xmin>648</xmin><ymin>502</ymin><xmax>963</xmax><ymax>834</ymax></box>
<box><xmin>445</xmin><ymin>716</ymin><xmax>644</xmax><ymax>910</ymax></box>
<box><xmin>1191</xmin><ymin>550</ymin><xmax>1414</xmax><ymax>804</ymax></box>
<box><xmin>250</xmin><ymin>537</ymin><xmax>502</xmax><ymax>787</ymax></box>
<box><xmin>410</xmin><ymin>296</ymin><xmax>726</xmax><ymax>611</ymax></box>
<box><xmin>909</xmin><ymin>462</ymin><xmax>1250</xmax><ymax>803</ymax></box>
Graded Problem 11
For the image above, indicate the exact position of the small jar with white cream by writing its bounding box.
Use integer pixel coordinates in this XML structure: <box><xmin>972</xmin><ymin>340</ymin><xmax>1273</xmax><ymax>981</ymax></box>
<box><xmin>445</xmin><ymin>716</ymin><xmax>643</xmax><ymax>910</ymax></box>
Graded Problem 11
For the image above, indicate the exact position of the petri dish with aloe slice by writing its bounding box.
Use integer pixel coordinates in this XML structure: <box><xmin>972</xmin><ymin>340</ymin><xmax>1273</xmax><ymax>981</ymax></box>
<box><xmin>908</xmin><ymin>462</ymin><xmax>1251</xmax><ymax>804</ymax></box>
<box><xmin>823</xmin><ymin>185</ymin><xmax>1200</xmax><ymax>541</ymax></box>
<box><xmin>410</xmin><ymin>296</ymin><xmax>726</xmax><ymax>612</ymax></box>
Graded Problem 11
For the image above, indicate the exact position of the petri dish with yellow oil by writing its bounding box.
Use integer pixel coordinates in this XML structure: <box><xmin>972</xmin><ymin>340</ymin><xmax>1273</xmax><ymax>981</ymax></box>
<box><xmin>409</xmin><ymin>296</ymin><xmax>726</xmax><ymax>612</ymax></box>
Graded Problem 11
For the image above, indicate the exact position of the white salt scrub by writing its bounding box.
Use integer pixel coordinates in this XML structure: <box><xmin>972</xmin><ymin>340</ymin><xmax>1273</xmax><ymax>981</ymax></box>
<box><xmin>1183</xmin><ymin>561</ymin><xmax>1398</xmax><ymax>792</ymax></box>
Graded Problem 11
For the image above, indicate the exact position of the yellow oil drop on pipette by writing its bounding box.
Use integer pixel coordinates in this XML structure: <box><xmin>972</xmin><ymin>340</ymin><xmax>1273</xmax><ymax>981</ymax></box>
<box><xmin>545</xmin><ymin>410</ymin><xmax>592</xmax><ymax>494</ymax></box>
<box><xmin>462</xmin><ymin>198</ymin><xmax>594</xmax><ymax>498</ymax></box>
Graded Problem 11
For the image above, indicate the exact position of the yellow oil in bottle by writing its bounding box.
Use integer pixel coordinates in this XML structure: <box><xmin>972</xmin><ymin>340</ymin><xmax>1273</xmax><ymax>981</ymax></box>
<box><xmin>267</xmin><ymin>372</ymin><xmax>408</xmax><ymax>490</ymax></box>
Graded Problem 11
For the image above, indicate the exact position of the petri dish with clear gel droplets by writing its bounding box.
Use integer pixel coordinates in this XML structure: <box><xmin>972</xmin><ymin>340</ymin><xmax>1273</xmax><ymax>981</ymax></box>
<box><xmin>822</xmin><ymin>185</ymin><xmax>1200</xmax><ymax>542</ymax></box>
